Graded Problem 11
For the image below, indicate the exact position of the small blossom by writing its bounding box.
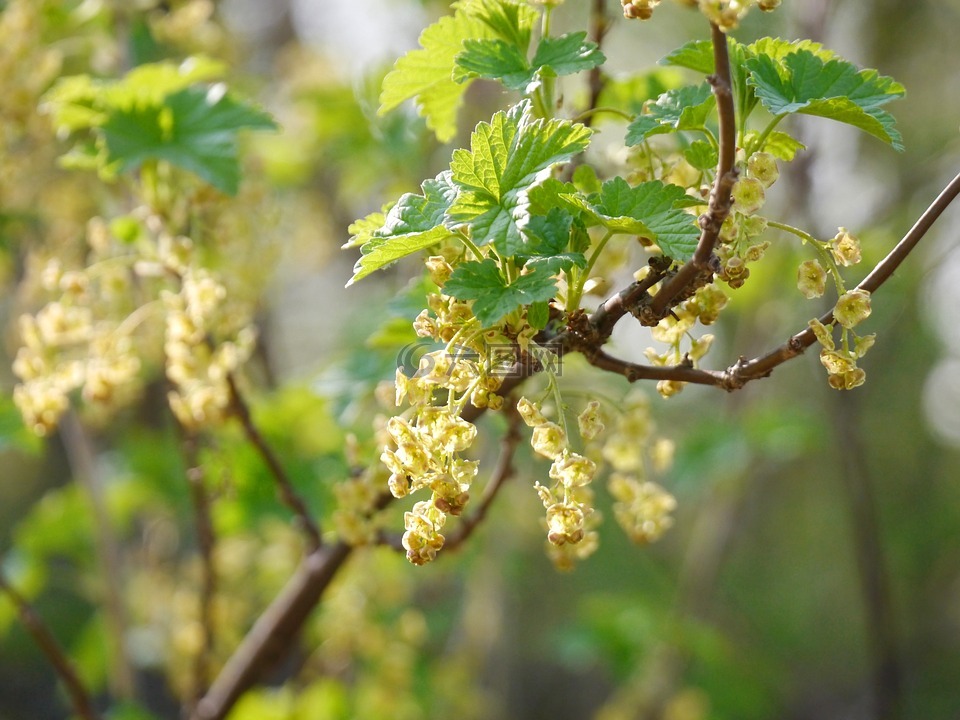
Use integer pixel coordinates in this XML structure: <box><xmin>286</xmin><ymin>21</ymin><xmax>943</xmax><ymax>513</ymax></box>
<box><xmin>830</xmin><ymin>227</ymin><xmax>862</xmax><ymax>267</ymax></box>
<box><xmin>747</xmin><ymin>152</ymin><xmax>779</xmax><ymax>187</ymax></box>
<box><xmin>548</xmin><ymin>451</ymin><xmax>597</xmax><ymax>488</ymax></box>
<box><xmin>834</xmin><ymin>288</ymin><xmax>872</xmax><ymax>329</ymax></box>
<box><xmin>577</xmin><ymin>400</ymin><xmax>604</xmax><ymax>440</ymax></box>
<box><xmin>531</xmin><ymin>422</ymin><xmax>568</xmax><ymax>460</ymax></box>
<box><xmin>731</xmin><ymin>177</ymin><xmax>766</xmax><ymax>215</ymax></box>
<box><xmin>809</xmin><ymin>318</ymin><xmax>835</xmax><ymax>351</ymax></box>
<box><xmin>516</xmin><ymin>396</ymin><xmax>547</xmax><ymax>427</ymax></box>
<box><xmin>797</xmin><ymin>259</ymin><xmax>826</xmax><ymax>299</ymax></box>
<box><xmin>545</xmin><ymin>502</ymin><xmax>586</xmax><ymax>545</ymax></box>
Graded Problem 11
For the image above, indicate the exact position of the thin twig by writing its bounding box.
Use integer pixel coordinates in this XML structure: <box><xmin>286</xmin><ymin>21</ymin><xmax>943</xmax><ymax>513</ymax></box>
<box><xmin>649</xmin><ymin>23</ymin><xmax>738</xmax><ymax>317</ymax></box>
<box><xmin>583</xmin><ymin>0</ymin><xmax>610</xmax><ymax>129</ymax></box>
<box><xmin>728</xmin><ymin>169</ymin><xmax>960</xmax><ymax>383</ymax></box>
<box><xmin>445</xmin><ymin>410</ymin><xmax>522</xmax><ymax>551</ymax></box>
<box><xmin>0</xmin><ymin>569</ymin><xmax>102</xmax><ymax>720</ymax></box>
<box><xmin>226</xmin><ymin>373</ymin><xmax>323</xmax><ymax>550</ymax></box>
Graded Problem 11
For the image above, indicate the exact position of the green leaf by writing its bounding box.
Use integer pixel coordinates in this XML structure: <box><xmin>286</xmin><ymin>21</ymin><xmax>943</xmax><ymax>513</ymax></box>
<box><xmin>746</xmin><ymin>50</ymin><xmax>905</xmax><ymax>150</ymax></box>
<box><xmin>527</xmin><ymin>301</ymin><xmax>550</xmax><ymax>330</ymax></box>
<box><xmin>455</xmin><ymin>31</ymin><xmax>605</xmax><ymax>92</ymax></box>
<box><xmin>683</xmin><ymin>139</ymin><xmax>718</xmax><ymax>170</ymax></box>
<box><xmin>102</xmin><ymin>85</ymin><xmax>276</xmax><ymax>194</ymax></box>
<box><xmin>343</xmin><ymin>209</ymin><xmax>387</xmax><ymax>250</ymax></box>
<box><xmin>760</xmin><ymin>131</ymin><xmax>806</xmax><ymax>161</ymax></box>
<box><xmin>625</xmin><ymin>82</ymin><xmax>716</xmax><ymax>146</ymax></box>
<box><xmin>379</xmin><ymin>8</ymin><xmax>492</xmax><ymax>143</ymax></box>
<box><xmin>469</xmin><ymin>0</ymin><xmax>538</xmax><ymax>51</ymax></box>
<box><xmin>348</xmin><ymin>172</ymin><xmax>458</xmax><ymax>285</ymax></box>
<box><xmin>661</xmin><ymin>40</ymin><xmax>715</xmax><ymax>75</ymax></box>
<box><xmin>447</xmin><ymin>100</ymin><xmax>592</xmax><ymax>256</ymax></box>
<box><xmin>585</xmin><ymin>178</ymin><xmax>700</xmax><ymax>261</ymax></box>
<box><xmin>521</xmin><ymin>208</ymin><xmax>587</xmax><ymax>273</ymax></box>
<box><xmin>455</xmin><ymin>38</ymin><xmax>531</xmax><ymax>90</ymax></box>
<box><xmin>445</xmin><ymin>258</ymin><xmax>557</xmax><ymax>327</ymax></box>
<box><xmin>531</xmin><ymin>31</ymin><xmax>605</xmax><ymax>80</ymax></box>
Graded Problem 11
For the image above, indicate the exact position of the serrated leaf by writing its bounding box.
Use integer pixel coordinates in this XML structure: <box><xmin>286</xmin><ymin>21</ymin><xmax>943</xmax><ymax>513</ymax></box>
<box><xmin>445</xmin><ymin>258</ymin><xmax>557</xmax><ymax>327</ymax></box>
<box><xmin>379</xmin><ymin>9</ymin><xmax>492</xmax><ymax>143</ymax></box>
<box><xmin>348</xmin><ymin>172</ymin><xmax>458</xmax><ymax>285</ymax></box>
<box><xmin>469</xmin><ymin>0</ymin><xmax>538</xmax><ymax>51</ymax></box>
<box><xmin>683</xmin><ymin>139</ymin><xmax>718</xmax><ymax>170</ymax></box>
<box><xmin>531</xmin><ymin>32</ymin><xmax>605</xmax><ymax>79</ymax></box>
<box><xmin>520</xmin><ymin>208</ymin><xmax>587</xmax><ymax>273</ymax></box>
<box><xmin>761</xmin><ymin>131</ymin><xmax>805</xmax><ymax>161</ymax></box>
<box><xmin>625</xmin><ymin>82</ymin><xmax>716</xmax><ymax>146</ymax></box>
<box><xmin>455</xmin><ymin>39</ymin><xmax>531</xmax><ymax>90</ymax></box>
<box><xmin>102</xmin><ymin>85</ymin><xmax>276</xmax><ymax>195</ymax></box>
<box><xmin>344</xmin><ymin>210</ymin><xmax>387</xmax><ymax>249</ymax></box>
<box><xmin>746</xmin><ymin>50</ymin><xmax>904</xmax><ymax>150</ymax></box>
<box><xmin>585</xmin><ymin>178</ymin><xmax>699</xmax><ymax>261</ymax></box>
<box><xmin>447</xmin><ymin>100</ymin><xmax>592</xmax><ymax>255</ymax></box>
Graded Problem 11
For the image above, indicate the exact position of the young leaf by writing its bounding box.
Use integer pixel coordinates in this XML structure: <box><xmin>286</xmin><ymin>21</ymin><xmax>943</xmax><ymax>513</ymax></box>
<box><xmin>379</xmin><ymin>9</ymin><xmax>492</xmax><ymax>143</ymax></box>
<box><xmin>520</xmin><ymin>208</ymin><xmax>587</xmax><ymax>273</ymax></box>
<box><xmin>455</xmin><ymin>39</ymin><xmax>531</xmax><ymax>90</ymax></box>
<box><xmin>102</xmin><ymin>85</ymin><xmax>276</xmax><ymax>195</ymax></box>
<box><xmin>531</xmin><ymin>32</ymin><xmax>605</xmax><ymax>80</ymax></box>
<box><xmin>447</xmin><ymin>100</ymin><xmax>592</xmax><ymax>256</ymax></box>
<box><xmin>683</xmin><ymin>139</ymin><xmax>718</xmax><ymax>170</ymax></box>
<box><xmin>584</xmin><ymin>178</ymin><xmax>700</xmax><ymax>261</ymax></box>
<box><xmin>469</xmin><ymin>0</ymin><xmax>538</xmax><ymax>51</ymax></box>
<box><xmin>761</xmin><ymin>131</ymin><xmax>806</xmax><ymax>161</ymax></box>
<box><xmin>444</xmin><ymin>258</ymin><xmax>557</xmax><ymax>327</ymax></box>
<box><xmin>746</xmin><ymin>50</ymin><xmax>905</xmax><ymax>150</ymax></box>
<box><xmin>455</xmin><ymin>31</ymin><xmax>604</xmax><ymax>93</ymax></box>
<box><xmin>347</xmin><ymin>172</ymin><xmax>458</xmax><ymax>285</ymax></box>
<box><xmin>626</xmin><ymin>82</ymin><xmax>715</xmax><ymax>146</ymax></box>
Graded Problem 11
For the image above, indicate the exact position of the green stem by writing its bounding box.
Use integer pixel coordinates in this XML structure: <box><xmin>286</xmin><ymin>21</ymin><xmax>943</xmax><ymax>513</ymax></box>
<box><xmin>768</xmin><ymin>220</ymin><xmax>846</xmax><ymax>295</ymax></box>
<box><xmin>571</xmin><ymin>106</ymin><xmax>633</xmax><ymax>124</ymax></box>
<box><xmin>455</xmin><ymin>229</ymin><xmax>485</xmax><ymax>262</ymax></box>
<box><xmin>568</xmin><ymin>229</ymin><xmax>614</xmax><ymax>311</ymax></box>
<box><xmin>750</xmin><ymin>114</ymin><xmax>785</xmax><ymax>156</ymax></box>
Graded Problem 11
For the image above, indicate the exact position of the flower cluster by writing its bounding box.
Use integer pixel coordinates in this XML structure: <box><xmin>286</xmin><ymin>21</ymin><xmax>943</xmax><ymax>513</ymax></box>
<box><xmin>601</xmin><ymin>395</ymin><xmax>677</xmax><ymax>543</ymax></box>
<box><xmin>672</xmin><ymin>0</ymin><xmax>779</xmax><ymax>30</ymax></box>
<box><xmin>643</xmin><ymin>282</ymin><xmax>725</xmax><ymax>398</ymax></box>
<box><xmin>810</xmin><ymin>315</ymin><xmax>876</xmax><ymax>390</ymax></box>
<box><xmin>517</xmin><ymin>397</ymin><xmax>601</xmax><ymax>569</ymax></box>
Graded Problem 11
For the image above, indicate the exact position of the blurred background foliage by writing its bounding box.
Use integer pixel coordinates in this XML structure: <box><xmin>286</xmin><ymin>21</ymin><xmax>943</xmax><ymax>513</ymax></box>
<box><xmin>2</xmin><ymin>1</ymin><xmax>960</xmax><ymax>719</ymax></box>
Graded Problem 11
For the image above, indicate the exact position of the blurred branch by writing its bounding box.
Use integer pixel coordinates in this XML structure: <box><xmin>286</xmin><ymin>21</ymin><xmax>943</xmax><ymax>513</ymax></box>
<box><xmin>192</xmin><ymin>490</ymin><xmax>394</xmax><ymax>720</ymax></box>
<box><xmin>226</xmin><ymin>373</ymin><xmax>323</xmax><ymax>550</ymax></box>
<box><xmin>178</xmin><ymin>427</ymin><xmax>217</xmax><ymax>704</ymax></box>
<box><xmin>584</xmin><ymin>0</ymin><xmax>610</xmax><ymax>128</ymax></box>
<box><xmin>0</xmin><ymin>567</ymin><xmax>102</xmax><ymax>720</ymax></box>
<box><xmin>60</xmin><ymin>412</ymin><xmax>135</xmax><ymax>701</ymax></box>
<box><xmin>831</xmin><ymin>393</ymin><xmax>903</xmax><ymax>720</ymax></box>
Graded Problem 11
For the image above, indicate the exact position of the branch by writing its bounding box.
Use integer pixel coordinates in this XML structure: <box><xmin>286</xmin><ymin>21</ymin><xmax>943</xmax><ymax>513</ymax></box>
<box><xmin>60</xmin><ymin>412</ymin><xmax>135</xmax><ymax>700</ymax></box>
<box><xmin>583</xmin><ymin>0</ymin><xmax>610</xmax><ymax>129</ymax></box>
<box><xmin>179</xmin><ymin>427</ymin><xmax>217</xmax><ymax>703</ymax></box>
<box><xmin>0</xmin><ymin>569</ymin><xmax>102</xmax><ymax>720</ymax></box>
<box><xmin>649</xmin><ymin>23</ymin><xmax>738</xmax><ymax>317</ymax></box>
<box><xmin>444</xmin><ymin>410</ymin><xmax>522</xmax><ymax>551</ymax></box>
<box><xmin>727</xmin><ymin>169</ymin><xmax>960</xmax><ymax>384</ymax></box>
<box><xmin>226</xmin><ymin>373</ymin><xmax>323</xmax><ymax>550</ymax></box>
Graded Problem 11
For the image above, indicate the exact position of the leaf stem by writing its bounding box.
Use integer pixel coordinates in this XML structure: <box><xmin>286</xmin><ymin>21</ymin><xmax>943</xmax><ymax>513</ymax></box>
<box><xmin>750</xmin><ymin>114</ymin><xmax>785</xmax><ymax>155</ymax></box>
<box><xmin>455</xmin><ymin>229</ymin><xmax>485</xmax><ymax>261</ymax></box>
<box><xmin>568</xmin><ymin>229</ymin><xmax>614</xmax><ymax>311</ymax></box>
